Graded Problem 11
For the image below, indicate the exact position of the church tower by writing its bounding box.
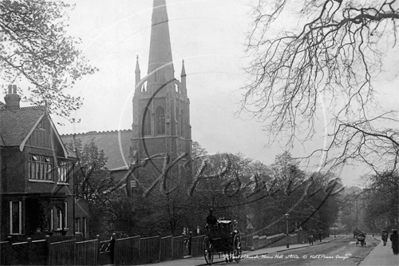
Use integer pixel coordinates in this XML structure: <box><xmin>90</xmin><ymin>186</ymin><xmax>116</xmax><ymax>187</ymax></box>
<box><xmin>132</xmin><ymin>0</ymin><xmax>192</xmax><ymax>181</ymax></box>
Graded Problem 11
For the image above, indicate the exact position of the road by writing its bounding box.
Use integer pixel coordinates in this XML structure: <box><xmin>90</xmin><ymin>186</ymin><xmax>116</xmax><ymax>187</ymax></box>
<box><xmin>238</xmin><ymin>235</ymin><xmax>379</xmax><ymax>266</ymax></box>
<box><xmin>146</xmin><ymin>235</ymin><xmax>380</xmax><ymax>266</ymax></box>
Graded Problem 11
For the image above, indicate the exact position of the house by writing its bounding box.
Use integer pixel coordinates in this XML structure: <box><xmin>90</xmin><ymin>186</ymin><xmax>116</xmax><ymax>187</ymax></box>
<box><xmin>0</xmin><ymin>85</ymin><xmax>78</xmax><ymax>240</ymax></box>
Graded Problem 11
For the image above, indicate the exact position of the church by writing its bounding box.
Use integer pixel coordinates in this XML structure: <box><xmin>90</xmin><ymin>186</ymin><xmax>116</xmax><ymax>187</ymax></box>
<box><xmin>62</xmin><ymin>0</ymin><xmax>193</xmax><ymax>191</ymax></box>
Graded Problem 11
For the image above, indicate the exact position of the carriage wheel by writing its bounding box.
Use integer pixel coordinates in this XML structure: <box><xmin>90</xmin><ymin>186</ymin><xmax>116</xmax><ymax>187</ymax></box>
<box><xmin>204</xmin><ymin>238</ymin><xmax>214</xmax><ymax>265</ymax></box>
<box><xmin>233</xmin><ymin>235</ymin><xmax>242</xmax><ymax>263</ymax></box>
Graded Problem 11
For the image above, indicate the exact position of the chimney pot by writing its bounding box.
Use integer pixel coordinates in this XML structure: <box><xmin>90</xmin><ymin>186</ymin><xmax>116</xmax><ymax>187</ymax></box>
<box><xmin>5</xmin><ymin>84</ymin><xmax>21</xmax><ymax>109</ymax></box>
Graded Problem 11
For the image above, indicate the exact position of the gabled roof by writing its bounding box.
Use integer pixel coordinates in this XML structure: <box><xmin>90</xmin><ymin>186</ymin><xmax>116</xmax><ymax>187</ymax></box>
<box><xmin>0</xmin><ymin>105</ymin><xmax>68</xmax><ymax>157</ymax></box>
<box><xmin>0</xmin><ymin>106</ymin><xmax>45</xmax><ymax>146</ymax></box>
<box><xmin>61</xmin><ymin>130</ymin><xmax>132</xmax><ymax>170</ymax></box>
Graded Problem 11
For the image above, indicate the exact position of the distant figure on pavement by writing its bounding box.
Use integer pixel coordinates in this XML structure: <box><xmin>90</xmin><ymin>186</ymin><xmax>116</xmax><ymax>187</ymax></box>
<box><xmin>390</xmin><ymin>229</ymin><xmax>398</xmax><ymax>255</ymax></box>
<box><xmin>318</xmin><ymin>230</ymin><xmax>323</xmax><ymax>242</ymax></box>
<box><xmin>308</xmin><ymin>234</ymin><xmax>314</xmax><ymax>245</ymax></box>
<box><xmin>382</xmin><ymin>230</ymin><xmax>389</xmax><ymax>246</ymax></box>
<box><xmin>206</xmin><ymin>209</ymin><xmax>217</xmax><ymax>227</ymax></box>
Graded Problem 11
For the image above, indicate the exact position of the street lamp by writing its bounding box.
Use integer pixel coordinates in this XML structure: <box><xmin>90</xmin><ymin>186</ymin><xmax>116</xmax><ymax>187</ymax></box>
<box><xmin>285</xmin><ymin>213</ymin><xmax>289</xmax><ymax>248</ymax></box>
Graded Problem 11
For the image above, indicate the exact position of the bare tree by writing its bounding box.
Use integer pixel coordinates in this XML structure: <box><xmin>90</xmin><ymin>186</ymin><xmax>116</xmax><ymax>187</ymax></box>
<box><xmin>0</xmin><ymin>0</ymin><xmax>97</xmax><ymax>119</ymax></box>
<box><xmin>242</xmin><ymin>0</ymin><xmax>399</xmax><ymax>174</ymax></box>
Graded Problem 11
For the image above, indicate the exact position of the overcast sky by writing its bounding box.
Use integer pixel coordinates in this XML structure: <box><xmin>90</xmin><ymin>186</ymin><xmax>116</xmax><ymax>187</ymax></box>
<box><xmin>4</xmin><ymin>0</ymin><xmax>398</xmax><ymax>187</ymax></box>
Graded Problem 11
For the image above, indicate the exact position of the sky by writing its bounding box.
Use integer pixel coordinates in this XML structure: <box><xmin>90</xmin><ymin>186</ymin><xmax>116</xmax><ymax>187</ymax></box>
<box><xmin>3</xmin><ymin>0</ymin><xmax>398</xmax><ymax>187</ymax></box>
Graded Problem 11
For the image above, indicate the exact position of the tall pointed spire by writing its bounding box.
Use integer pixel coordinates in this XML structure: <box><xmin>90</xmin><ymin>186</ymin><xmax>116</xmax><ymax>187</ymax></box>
<box><xmin>181</xmin><ymin>60</ymin><xmax>186</xmax><ymax>89</ymax></box>
<box><xmin>147</xmin><ymin>0</ymin><xmax>174</xmax><ymax>89</ymax></box>
<box><xmin>180</xmin><ymin>60</ymin><xmax>186</xmax><ymax>77</ymax></box>
<box><xmin>135</xmin><ymin>55</ymin><xmax>141</xmax><ymax>86</ymax></box>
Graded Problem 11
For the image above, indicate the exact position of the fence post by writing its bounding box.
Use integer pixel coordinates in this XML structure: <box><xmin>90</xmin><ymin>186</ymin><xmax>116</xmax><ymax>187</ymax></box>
<box><xmin>188</xmin><ymin>232</ymin><xmax>192</xmax><ymax>256</ymax></box>
<box><xmin>110</xmin><ymin>233</ymin><xmax>116</xmax><ymax>264</ymax></box>
<box><xmin>158</xmin><ymin>234</ymin><xmax>161</xmax><ymax>262</ymax></box>
<box><xmin>171</xmin><ymin>235</ymin><xmax>174</xmax><ymax>260</ymax></box>
<box><xmin>27</xmin><ymin>237</ymin><xmax>32</xmax><ymax>265</ymax></box>
<box><xmin>96</xmin><ymin>235</ymin><xmax>100</xmax><ymax>265</ymax></box>
<box><xmin>45</xmin><ymin>235</ymin><xmax>51</xmax><ymax>266</ymax></box>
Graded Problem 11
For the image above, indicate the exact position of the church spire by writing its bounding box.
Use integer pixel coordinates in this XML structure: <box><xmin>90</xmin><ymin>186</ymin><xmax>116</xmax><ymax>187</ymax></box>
<box><xmin>181</xmin><ymin>60</ymin><xmax>186</xmax><ymax>89</ymax></box>
<box><xmin>135</xmin><ymin>55</ymin><xmax>141</xmax><ymax>86</ymax></box>
<box><xmin>147</xmin><ymin>0</ymin><xmax>174</xmax><ymax>88</ymax></box>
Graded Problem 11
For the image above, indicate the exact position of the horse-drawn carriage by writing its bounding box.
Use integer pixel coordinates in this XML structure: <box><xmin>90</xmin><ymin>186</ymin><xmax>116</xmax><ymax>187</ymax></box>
<box><xmin>356</xmin><ymin>233</ymin><xmax>366</xmax><ymax>247</ymax></box>
<box><xmin>203</xmin><ymin>219</ymin><xmax>242</xmax><ymax>265</ymax></box>
<box><xmin>353</xmin><ymin>229</ymin><xmax>366</xmax><ymax>247</ymax></box>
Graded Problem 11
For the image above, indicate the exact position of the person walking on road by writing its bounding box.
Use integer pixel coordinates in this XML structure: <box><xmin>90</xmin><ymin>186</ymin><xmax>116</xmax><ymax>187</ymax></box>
<box><xmin>382</xmin><ymin>230</ymin><xmax>389</xmax><ymax>246</ymax></box>
<box><xmin>390</xmin><ymin>229</ymin><xmax>398</xmax><ymax>255</ymax></box>
<box><xmin>206</xmin><ymin>209</ymin><xmax>217</xmax><ymax>227</ymax></box>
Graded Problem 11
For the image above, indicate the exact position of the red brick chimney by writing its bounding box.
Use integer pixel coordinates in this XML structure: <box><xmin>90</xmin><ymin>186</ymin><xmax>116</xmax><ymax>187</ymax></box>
<box><xmin>4</xmin><ymin>84</ymin><xmax>21</xmax><ymax>110</ymax></box>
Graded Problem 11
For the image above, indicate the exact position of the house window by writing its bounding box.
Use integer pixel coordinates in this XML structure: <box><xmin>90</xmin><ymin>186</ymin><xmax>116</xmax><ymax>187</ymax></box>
<box><xmin>75</xmin><ymin>218</ymin><xmax>81</xmax><ymax>234</ymax></box>
<box><xmin>82</xmin><ymin>217</ymin><xmax>86</xmax><ymax>237</ymax></box>
<box><xmin>142</xmin><ymin>107</ymin><xmax>152</xmax><ymax>136</ymax></box>
<box><xmin>50</xmin><ymin>209</ymin><xmax>54</xmax><ymax>230</ymax></box>
<box><xmin>53</xmin><ymin>203</ymin><xmax>67</xmax><ymax>230</ymax></box>
<box><xmin>75</xmin><ymin>217</ymin><xmax>86</xmax><ymax>237</ymax></box>
<box><xmin>57</xmin><ymin>161</ymin><xmax>72</xmax><ymax>183</ymax></box>
<box><xmin>64</xmin><ymin>202</ymin><xmax>68</xmax><ymax>229</ymax></box>
<box><xmin>155</xmin><ymin>106</ymin><xmax>165</xmax><ymax>135</ymax></box>
<box><xmin>29</xmin><ymin>155</ymin><xmax>53</xmax><ymax>181</ymax></box>
<box><xmin>10</xmin><ymin>201</ymin><xmax>22</xmax><ymax>234</ymax></box>
<box><xmin>56</xmin><ymin>207</ymin><xmax>63</xmax><ymax>230</ymax></box>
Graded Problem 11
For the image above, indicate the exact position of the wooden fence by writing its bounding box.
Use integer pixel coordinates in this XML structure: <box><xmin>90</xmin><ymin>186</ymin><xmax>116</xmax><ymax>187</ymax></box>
<box><xmin>0</xmin><ymin>233</ymin><xmax>191</xmax><ymax>265</ymax></box>
<box><xmin>76</xmin><ymin>239</ymin><xmax>99</xmax><ymax>266</ymax></box>
<box><xmin>0</xmin><ymin>230</ymin><xmax>309</xmax><ymax>265</ymax></box>
<box><xmin>113</xmin><ymin>236</ymin><xmax>140</xmax><ymax>265</ymax></box>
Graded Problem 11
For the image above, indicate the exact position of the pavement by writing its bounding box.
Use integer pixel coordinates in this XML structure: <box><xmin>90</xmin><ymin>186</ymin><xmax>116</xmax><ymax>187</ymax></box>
<box><xmin>136</xmin><ymin>235</ymin><xmax>399</xmax><ymax>266</ymax></box>
<box><xmin>144</xmin><ymin>236</ymin><xmax>337</xmax><ymax>266</ymax></box>
<box><xmin>359</xmin><ymin>237</ymin><xmax>399</xmax><ymax>266</ymax></box>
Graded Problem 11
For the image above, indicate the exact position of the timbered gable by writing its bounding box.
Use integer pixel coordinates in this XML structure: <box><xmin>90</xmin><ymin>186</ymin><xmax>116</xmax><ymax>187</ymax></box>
<box><xmin>25</xmin><ymin>115</ymin><xmax>52</xmax><ymax>149</ymax></box>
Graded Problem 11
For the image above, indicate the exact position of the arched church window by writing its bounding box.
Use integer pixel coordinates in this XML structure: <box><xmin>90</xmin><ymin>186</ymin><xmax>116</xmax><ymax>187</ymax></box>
<box><xmin>176</xmin><ymin>107</ymin><xmax>180</xmax><ymax>136</ymax></box>
<box><xmin>180</xmin><ymin>108</ymin><xmax>184</xmax><ymax>137</ymax></box>
<box><xmin>142</xmin><ymin>107</ymin><xmax>152</xmax><ymax>136</ymax></box>
<box><xmin>155</xmin><ymin>106</ymin><xmax>165</xmax><ymax>135</ymax></box>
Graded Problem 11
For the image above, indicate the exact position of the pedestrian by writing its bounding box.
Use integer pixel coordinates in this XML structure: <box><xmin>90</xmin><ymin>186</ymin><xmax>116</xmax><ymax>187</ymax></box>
<box><xmin>308</xmin><ymin>234</ymin><xmax>314</xmax><ymax>245</ymax></box>
<box><xmin>390</xmin><ymin>229</ymin><xmax>398</xmax><ymax>255</ymax></box>
<box><xmin>206</xmin><ymin>209</ymin><xmax>217</xmax><ymax>227</ymax></box>
<box><xmin>319</xmin><ymin>230</ymin><xmax>323</xmax><ymax>242</ymax></box>
<box><xmin>382</xmin><ymin>230</ymin><xmax>389</xmax><ymax>246</ymax></box>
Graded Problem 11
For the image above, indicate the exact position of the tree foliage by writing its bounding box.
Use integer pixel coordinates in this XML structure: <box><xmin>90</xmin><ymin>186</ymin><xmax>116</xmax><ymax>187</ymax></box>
<box><xmin>243</xmin><ymin>0</ymin><xmax>399</xmax><ymax>174</ymax></box>
<box><xmin>67</xmin><ymin>139</ymin><xmax>118</xmax><ymax>236</ymax></box>
<box><xmin>364</xmin><ymin>170</ymin><xmax>399</xmax><ymax>229</ymax></box>
<box><xmin>69</xmin><ymin>139</ymin><xmax>113</xmax><ymax>203</ymax></box>
<box><xmin>0</xmin><ymin>0</ymin><xmax>97</xmax><ymax>119</ymax></box>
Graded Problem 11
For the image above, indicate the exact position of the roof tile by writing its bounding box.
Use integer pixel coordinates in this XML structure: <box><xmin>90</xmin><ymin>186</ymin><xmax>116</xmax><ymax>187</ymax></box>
<box><xmin>0</xmin><ymin>106</ymin><xmax>45</xmax><ymax>146</ymax></box>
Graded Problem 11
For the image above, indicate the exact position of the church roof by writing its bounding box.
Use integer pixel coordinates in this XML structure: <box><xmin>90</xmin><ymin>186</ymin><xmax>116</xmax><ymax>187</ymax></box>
<box><xmin>61</xmin><ymin>130</ymin><xmax>132</xmax><ymax>170</ymax></box>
